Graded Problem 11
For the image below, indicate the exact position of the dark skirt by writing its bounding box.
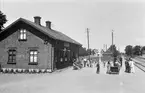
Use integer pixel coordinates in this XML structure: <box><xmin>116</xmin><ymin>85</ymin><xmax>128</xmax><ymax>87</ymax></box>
<box><xmin>96</xmin><ymin>65</ymin><xmax>100</xmax><ymax>74</ymax></box>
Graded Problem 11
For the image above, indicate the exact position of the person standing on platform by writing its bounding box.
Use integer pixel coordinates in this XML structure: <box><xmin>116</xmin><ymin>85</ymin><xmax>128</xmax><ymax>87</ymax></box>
<box><xmin>84</xmin><ymin>58</ymin><xmax>87</xmax><ymax>67</ymax></box>
<box><xmin>119</xmin><ymin>57</ymin><xmax>122</xmax><ymax>67</ymax></box>
<box><xmin>125</xmin><ymin>59</ymin><xmax>128</xmax><ymax>72</ymax></box>
<box><xmin>81</xmin><ymin>58</ymin><xmax>84</xmax><ymax>68</ymax></box>
<box><xmin>96</xmin><ymin>62</ymin><xmax>100</xmax><ymax>74</ymax></box>
<box><xmin>87</xmin><ymin>59</ymin><xmax>90</xmax><ymax>67</ymax></box>
<box><xmin>90</xmin><ymin>59</ymin><xmax>93</xmax><ymax>68</ymax></box>
<box><xmin>103</xmin><ymin>61</ymin><xmax>106</xmax><ymax>68</ymax></box>
<box><xmin>129</xmin><ymin>58</ymin><xmax>135</xmax><ymax>73</ymax></box>
<box><xmin>125</xmin><ymin>58</ymin><xmax>130</xmax><ymax>73</ymax></box>
<box><xmin>107</xmin><ymin>60</ymin><xmax>110</xmax><ymax>74</ymax></box>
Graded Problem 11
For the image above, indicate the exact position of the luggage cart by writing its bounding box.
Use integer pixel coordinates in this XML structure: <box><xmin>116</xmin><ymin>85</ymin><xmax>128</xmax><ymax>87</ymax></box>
<box><xmin>109</xmin><ymin>66</ymin><xmax>120</xmax><ymax>74</ymax></box>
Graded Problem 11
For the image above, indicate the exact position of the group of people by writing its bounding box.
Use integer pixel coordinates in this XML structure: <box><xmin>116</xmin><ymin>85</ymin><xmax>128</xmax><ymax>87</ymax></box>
<box><xmin>106</xmin><ymin>57</ymin><xmax>122</xmax><ymax>74</ymax></box>
<box><xmin>73</xmin><ymin>56</ymin><xmax>135</xmax><ymax>74</ymax></box>
<box><xmin>125</xmin><ymin>58</ymin><xmax>135</xmax><ymax>73</ymax></box>
<box><xmin>82</xmin><ymin>58</ymin><xmax>100</xmax><ymax>73</ymax></box>
<box><xmin>83</xmin><ymin>58</ymin><xmax>98</xmax><ymax>68</ymax></box>
<box><xmin>76</xmin><ymin>57</ymin><xmax>123</xmax><ymax>74</ymax></box>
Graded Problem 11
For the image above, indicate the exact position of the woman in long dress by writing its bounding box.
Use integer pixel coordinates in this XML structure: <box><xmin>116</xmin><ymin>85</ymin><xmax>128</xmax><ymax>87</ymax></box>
<box><xmin>125</xmin><ymin>59</ymin><xmax>129</xmax><ymax>73</ymax></box>
<box><xmin>96</xmin><ymin>62</ymin><xmax>100</xmax><ymax>74</ymax></box>
<box><xmin>129</xmin><ymin>59</ymin><xmax>135</xmax><ymax>73</ymax></box>
<box><xmin>107</xmin><ymin>61</ymin><xmax>110</xmax><ymax>74</ymax></box>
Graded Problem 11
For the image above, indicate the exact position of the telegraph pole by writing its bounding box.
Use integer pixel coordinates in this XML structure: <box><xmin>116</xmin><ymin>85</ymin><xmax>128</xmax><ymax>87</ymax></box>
<box><xmin>112</xmin><ymin>30</ymin><xmax>114</xmax><ymax>59</ymax></box>
<box><xmin>112</xmin><ymin>30</ymin><xmax>114</xmax><ymax>46</ymax></box>
<box><xmin>87</xmin><ymin>28</ymin><xmax>90</xmax><ymax>61</ymax></box>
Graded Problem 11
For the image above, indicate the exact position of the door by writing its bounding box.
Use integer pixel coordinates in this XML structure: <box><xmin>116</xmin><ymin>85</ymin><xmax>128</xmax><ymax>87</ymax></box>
<box><xmin>51</xmin><ymin>47</ymin><xmax>54</xmax><ymax>71</ymax></box>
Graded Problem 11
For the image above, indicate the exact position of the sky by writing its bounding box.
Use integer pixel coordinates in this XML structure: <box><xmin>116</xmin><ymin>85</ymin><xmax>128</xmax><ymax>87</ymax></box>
<box><xmin>1</xmin><ymin>0</ymin><xmax>145</xmax><ymax>52</ymax></box>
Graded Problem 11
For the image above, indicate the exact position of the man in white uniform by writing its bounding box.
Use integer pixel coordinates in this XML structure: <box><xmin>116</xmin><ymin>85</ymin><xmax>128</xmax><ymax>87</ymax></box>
<box><xmin>83</xmin><ymin>58</ymin><xmax>87</xmax><ymax>67</ymax></box>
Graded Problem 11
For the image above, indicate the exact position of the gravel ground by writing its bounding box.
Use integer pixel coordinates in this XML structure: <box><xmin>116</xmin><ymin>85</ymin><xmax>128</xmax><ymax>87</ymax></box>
<box><xmin>0</xmin><ymin>58</ymin><xmax>145</xmax><ymax>93</ymax></box>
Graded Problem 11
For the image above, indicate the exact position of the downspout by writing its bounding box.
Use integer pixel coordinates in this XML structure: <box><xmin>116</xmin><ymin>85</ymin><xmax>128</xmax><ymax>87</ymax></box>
<box><xmin>51</xmin><ymin>46</ymin><xmax>53</xmax><ymax>72</ymax></box>
<box><xmin>51</xmin><ymin>42</ymin><xmax>54</xmax><ymax>72</ymax></box>
<box><xmin>44</xmin><ymin>40</ymin><xmax>49</xmax><ymax>72</ymax></box>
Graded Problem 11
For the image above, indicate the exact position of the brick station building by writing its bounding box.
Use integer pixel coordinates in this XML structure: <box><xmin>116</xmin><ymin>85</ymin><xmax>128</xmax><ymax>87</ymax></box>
<box><xmin>0</xmin><ymin>16</ymin><xmax>82</xmax><ymax>72</ymax></box>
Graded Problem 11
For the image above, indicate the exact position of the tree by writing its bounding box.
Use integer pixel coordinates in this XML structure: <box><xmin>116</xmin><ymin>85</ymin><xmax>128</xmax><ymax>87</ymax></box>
<box><xmin>132</xmin><ymin>45</ymin><xmax>141</xmax><ymax>56</ymax></box>
<box><xmin>79</xmin><ymin>47</ymin><xmax>88</xmax><ymax>56</ymax></box>
<box><xmin>125</xmin><ymin>45</ymin><xmax>133</xmax><ymax>56</ymax></box>
<box><xmin>91</xmin><ymin>49</ymin><xmax>96</xmax><ymax>55</ymax></box>
<box><xmin>109</xmin><ymin>44</ymin><xmax>119</xmax><ymax>57</ymax></box>
<box><xmin>87</xmin><ymin>49</ymin><xmax>92</xmax><ymax>55</ymax></box>
<box><xmin>0</xmin><ymin>11</ymin><xmax>7</xmax><ymax>32</ymax></box>
<box><xmin>141</xmin><ymin>46</ymin><xmax>145</xmax><ymax>55</ymax></box>
<box><xmin>79</xmin><ymin>47</ymin><xmax>98</xmax><ymax>56</ymax></box>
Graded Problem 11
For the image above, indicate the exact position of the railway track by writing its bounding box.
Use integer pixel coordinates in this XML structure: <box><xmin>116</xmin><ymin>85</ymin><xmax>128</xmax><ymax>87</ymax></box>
<box><xmin>133</xmin><ymin>60</ymin><xmax>145</xmax><ymax>72</ymax></box>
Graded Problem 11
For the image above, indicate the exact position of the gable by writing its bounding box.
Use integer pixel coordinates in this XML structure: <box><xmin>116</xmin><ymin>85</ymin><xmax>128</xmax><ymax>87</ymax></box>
<box><xmin>0</xmin><ymin>19</ymin><xmax>54</xmax><ymax>43</ymax></box>
<box><xmin>0</xmin><ymin>18</ymin><xmax>82</xmax><ymax>46</ymax></box>
<box><xmin>0</xmin><ymin>28</ymin><xmax>47</xmax><ymax>49</ymax></box>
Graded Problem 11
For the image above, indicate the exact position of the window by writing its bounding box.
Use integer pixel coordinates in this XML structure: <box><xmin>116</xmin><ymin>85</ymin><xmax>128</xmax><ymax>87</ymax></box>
<box><xmin>19</xmin><ymin>29</ymin><xmax>27</xmax><ymax>41</ymax></box>
<box><xmin>29</xmin><ymin>50</ymin><xmax>38</xmax><ymax>65</ymax></box>
<box><xmin>64</xmin><ymin>42</ymin><xmax>69</xmax><ymax>47</ymax></box>
<box><xmin>8</xmin><ymin>49</ymin><xmax>16</xmax><ymax>64</ymax></box>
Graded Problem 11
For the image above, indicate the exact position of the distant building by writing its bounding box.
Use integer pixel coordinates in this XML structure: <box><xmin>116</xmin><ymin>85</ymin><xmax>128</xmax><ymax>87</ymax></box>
<box><xmin>0</xmin><ymin>16</ymin><xmax>82</xmax><ymax>72</ymax></box>
<box><xmin>102</xmin><ymin>49</ymin><xmax>113</xmax><ymax>56</ymax></box>
<box><xmin>101</xmin><ymin>48</ymin><xmax>113</xmax><ymax>61</ymax></box>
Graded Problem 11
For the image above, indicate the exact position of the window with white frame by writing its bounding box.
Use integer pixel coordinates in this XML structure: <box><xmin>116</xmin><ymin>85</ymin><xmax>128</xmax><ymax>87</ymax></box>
<box><xmin>8</xmin><ymin>49</ymin><xmax>16</xmax><ymax>64</ymax></box>
<box><xmin>29</xmin><ymin>50</ymin><xmax>38</xmax><ymax>64</ymax></box>
<box><xmin>19</xmin><ymin>29</ymin><xmax>27</xmax><ymax>40</ymax></box>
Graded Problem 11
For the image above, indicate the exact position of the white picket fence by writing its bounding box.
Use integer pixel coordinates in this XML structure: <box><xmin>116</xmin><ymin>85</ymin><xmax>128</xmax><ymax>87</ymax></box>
<box><xmin>0</xmin><ymin>68</ymin><xmax>52</xmax><ymax>73</ymax></box>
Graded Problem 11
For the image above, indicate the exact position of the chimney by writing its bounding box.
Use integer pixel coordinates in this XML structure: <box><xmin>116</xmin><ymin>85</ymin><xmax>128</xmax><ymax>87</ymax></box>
<box><xmin>34</xmin><ymin>16</ymin><xmax>41</xmax><ymax>25</ymax></box>
<box><xmin>46</xmin><ymin>21</ymin><xmax>51</xmax><ymax>29</ymax></box>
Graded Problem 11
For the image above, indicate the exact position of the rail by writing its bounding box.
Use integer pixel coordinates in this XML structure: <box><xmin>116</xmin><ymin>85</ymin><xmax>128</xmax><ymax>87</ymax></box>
<box><xmin>133</xmin><ymin>59</ymin><xmax>145</xmax><ymax>72</ymax></box>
